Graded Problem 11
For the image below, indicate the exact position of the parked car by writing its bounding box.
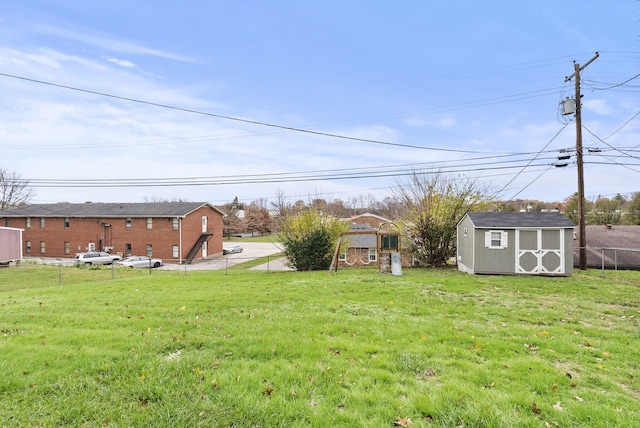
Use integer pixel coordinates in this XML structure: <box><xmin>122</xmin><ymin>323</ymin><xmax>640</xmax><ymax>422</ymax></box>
<box><xmin>223</xmin><ymin>244</ymin><xmax>243</xmax><ymax>255</ymax></box>
<box><xmin>115</xmin><ymin>256</ymin><xmax>163</xmax><ymax>268</ymax></box>
<box><xmin>75</xmin><ymin>251</ymin><xmax>121</xmax><ymax>266</ymax></box>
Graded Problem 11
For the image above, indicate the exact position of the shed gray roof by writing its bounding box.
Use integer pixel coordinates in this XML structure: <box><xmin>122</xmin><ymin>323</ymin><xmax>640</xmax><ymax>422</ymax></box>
<box><xmin>0</xmin><ymin>202</ymin><xmax>223</xmax><ymax>218</ymax></box>
<box><xmin>464</xmin><ymin>212</ymin><xmax>575</xmax><ymax>228</ymax></box>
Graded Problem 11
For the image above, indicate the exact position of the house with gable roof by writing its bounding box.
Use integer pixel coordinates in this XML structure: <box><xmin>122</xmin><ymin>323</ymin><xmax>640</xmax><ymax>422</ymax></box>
<box><xmin>456</xmin><ymin>211</ymin><xmax>576</xmax><ymax>276</ymax></box>
<box><xmin>336</xmin><ymin>213</ymin><xmax>412</xmax><ymax>270</ymax></box>
<box><xmin>0</xmin><ymin>202</ymin><xmax>224</xmax><ymax>264</ymax></box>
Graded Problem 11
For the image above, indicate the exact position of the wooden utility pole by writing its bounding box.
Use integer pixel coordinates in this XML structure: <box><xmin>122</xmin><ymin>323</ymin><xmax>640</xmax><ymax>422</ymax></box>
<box><xmin>565</xmin><ymin>52</ymin><xmax>598</xmax><ymax>270</ymax></box>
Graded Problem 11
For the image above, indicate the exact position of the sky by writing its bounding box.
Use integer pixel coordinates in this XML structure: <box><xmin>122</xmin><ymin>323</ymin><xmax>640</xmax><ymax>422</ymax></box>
<box><xmin>1</xmin><ymin>1</ymin><xmax>639</xmax><ymax>208</ymax></box>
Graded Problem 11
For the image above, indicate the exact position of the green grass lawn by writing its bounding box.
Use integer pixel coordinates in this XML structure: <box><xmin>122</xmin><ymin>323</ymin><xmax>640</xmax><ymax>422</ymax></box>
<box><xmin>1</xmin><ymin>266</ymin><xmax>639</xmax><ymax>427</ymax></box>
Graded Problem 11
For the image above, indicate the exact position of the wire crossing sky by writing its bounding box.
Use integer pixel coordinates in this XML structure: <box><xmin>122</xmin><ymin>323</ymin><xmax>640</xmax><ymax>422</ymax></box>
<box><xmin>1</xmin><ymin>1</ymin><xmax>639</xmax><ymax>205</ymax></box>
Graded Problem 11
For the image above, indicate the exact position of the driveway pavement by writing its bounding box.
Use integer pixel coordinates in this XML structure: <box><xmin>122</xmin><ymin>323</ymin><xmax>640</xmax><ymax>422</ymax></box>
<box><xmin>23</xmin><ymin>242</ymin><xmax>293</xmax><ymax>271</ymax></box>
<box><xmin>162</xmin><ymin>242</ymin><xmax>293</xmax><ymax>271</ymax></box>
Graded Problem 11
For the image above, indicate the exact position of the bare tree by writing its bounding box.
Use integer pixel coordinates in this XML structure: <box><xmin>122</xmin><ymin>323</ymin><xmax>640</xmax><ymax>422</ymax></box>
<box><xmin>0</xmin><ymin>169</ymin><xmax>33</xmax><ymax>211</ymax></box>
<box><xmin>395</xmin><ymin>171</ymin><xmax>494</xmax><ymax>267</ymax></box>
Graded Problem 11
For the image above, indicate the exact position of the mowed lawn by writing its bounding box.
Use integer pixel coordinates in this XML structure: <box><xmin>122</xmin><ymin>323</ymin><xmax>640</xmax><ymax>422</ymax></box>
<box><xmin>1</xmin><ymin>266</ymin><xmax>639</xmax><ymax>427</ymax></box>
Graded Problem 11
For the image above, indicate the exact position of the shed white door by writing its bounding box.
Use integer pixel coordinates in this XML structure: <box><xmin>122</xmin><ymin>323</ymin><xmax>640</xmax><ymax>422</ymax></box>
<box><xmin>516</xmin><ymin>229</ymin><xmax>564</xmax><ymax>274</ymax></box>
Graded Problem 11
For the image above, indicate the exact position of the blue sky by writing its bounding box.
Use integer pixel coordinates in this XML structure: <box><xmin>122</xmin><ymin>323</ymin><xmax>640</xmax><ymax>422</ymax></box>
<box><xmin>1</xmin><ymin>1</ymin><xmax>639</xmax><ymax>207</ymax></box>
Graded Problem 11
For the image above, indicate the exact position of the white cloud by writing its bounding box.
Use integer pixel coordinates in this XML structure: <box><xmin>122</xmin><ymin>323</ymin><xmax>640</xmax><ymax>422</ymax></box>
<box><xmin>29</xmin><ymin>21</ymin><xmax>198</xmax><ymax>63</ymax></box>
<box><xmin>584</xmin><ymin>99</ymin><xmax>612</xmax><ymax>115</ymax></box>
<box><xmin>106</xmin><ymin>57</ymin><xmax>136</xmax><ymax>68</ymax></box>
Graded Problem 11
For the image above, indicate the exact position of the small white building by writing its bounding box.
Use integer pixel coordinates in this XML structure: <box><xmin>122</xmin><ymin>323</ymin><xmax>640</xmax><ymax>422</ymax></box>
<box><xmin>456</xmin><ymin>212</ymin><xmax>575</xmax><ymax>276</ymax></box>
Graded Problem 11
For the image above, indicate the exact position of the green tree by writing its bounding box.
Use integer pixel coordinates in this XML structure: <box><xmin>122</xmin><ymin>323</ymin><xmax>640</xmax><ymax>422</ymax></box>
<box><xmin>280</xmin><ymin>210</ymin><xmax>347</xmax><ymax>271</ymax></box>
<box><xmin>588</xmin><ymin>196</ymin><xmax>622</xmax><ymax>225</ymax></box>
<box><xmin>395</xmin><ymin>172</ymin><xmax>493</xmax><ymax>268</ymax></box>
<box><xmin>625</xmin><ymin>192</ymin><xmax>640</xmax><ymax>225</ymax></box>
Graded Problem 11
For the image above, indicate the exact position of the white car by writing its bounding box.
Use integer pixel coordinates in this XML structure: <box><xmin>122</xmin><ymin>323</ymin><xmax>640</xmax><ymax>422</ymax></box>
<box><xmin>223</xmin><ymin>244</ymin><xmax>243</xmax><ymax>255</ymax></box>
<box><xmin>75</xmin><ymin>251</ymin><xmax>121</xmax><ymax>266</ymax></box>
<box><xmin>116</xmin><ymin>256</ymin><xmax>163</xmax><ymax>268</ymax></box>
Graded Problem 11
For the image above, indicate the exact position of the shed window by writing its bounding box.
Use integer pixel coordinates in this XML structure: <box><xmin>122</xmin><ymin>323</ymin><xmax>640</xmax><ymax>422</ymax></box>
<box><xmin>381</xmin><ymin>234</ymin><xmax>399</xmax><ymax>250</ymax></box>
<box><xmin>485</xmin><ymin>230</ymin><xmax>508</xmax><ymax>249</ymax></box>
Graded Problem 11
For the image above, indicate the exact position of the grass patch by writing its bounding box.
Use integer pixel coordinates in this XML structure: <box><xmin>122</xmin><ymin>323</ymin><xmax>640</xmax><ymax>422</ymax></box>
<box><xmin>227</xmin><ymin>253</ymin><xmax>286</xmax><ymax>270</ymax></box>
<box><xmin>1</xmin><ymin>267</ymin><xmax>639</xmax><ymax>426</ymax></box>
<box><xmin>224</xmin><ymin>233</ymin><xmax>281</xmax><ymax>243</ymax></box>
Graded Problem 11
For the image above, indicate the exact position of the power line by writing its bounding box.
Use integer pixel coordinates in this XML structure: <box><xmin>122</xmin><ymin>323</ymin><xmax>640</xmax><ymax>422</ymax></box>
<box><xmin>0</xmin><ymin>72</ymin><xmax>486</xmax><ymax>154</ymax></box>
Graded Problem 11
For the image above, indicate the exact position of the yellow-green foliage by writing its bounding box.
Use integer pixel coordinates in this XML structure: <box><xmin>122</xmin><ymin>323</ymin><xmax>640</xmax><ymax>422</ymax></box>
<box><xmin>279</xmin><ymin>210</ymin><xmax>348</xmax><ymax>270</ymax></box>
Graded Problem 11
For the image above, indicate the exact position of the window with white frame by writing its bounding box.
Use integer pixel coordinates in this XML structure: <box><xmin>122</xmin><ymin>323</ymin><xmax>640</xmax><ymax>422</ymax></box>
<box><xmin>338</xmin><ymin>249</ymin><xmax>346</xmax><ymax>261</ymax></box>
<box><xmin>147</xmin><ymin>217</ymin><xmax>153</xmax><ymax>230</ymax></box>
<box><xmin>172</xmin><ymin>245</ymin><xmax>179</xmax><ymax>258</ymax></box>
<box><xmin>485</xmin><ymin>230</ymin><xmax>508</xmax><ymax>249</ymax></box>
<box><xmin>368</xmin><ymin>248</ymin><xmax>377</xmax><ymax>261</ymax></box>
<box><xmin>172</xmin><ymin>218</ymin><xmax>179</xmax><ymax>230</ymax></box>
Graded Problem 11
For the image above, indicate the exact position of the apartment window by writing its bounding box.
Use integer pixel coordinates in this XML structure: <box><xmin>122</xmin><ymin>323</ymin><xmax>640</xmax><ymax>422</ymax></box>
<box><xmin>26</xmin><ymin>217</ymin><xmax>31</xmax><ymax>228</ymax></box>
<box><xmin>40</xmin><ymin>241</ymin><xmax>46</xmax><ymax>254</ymax></box>
<box><xmin>40</xmin><ymin>217</ymin><xmax>45</xmax><ymax>228</ymax></box>
<box><xmin>125</xmin><ymin>243</ymin><xmax>132</xmax><ymax>256</ymax></box>
<box><xmin>3</xmin><ymin>218</ymin><xmax>8</xmax><ymax>227</ymax></box>
<box><xmin>146</xmin><ymin>244</ymin><xmax>152</xmax><ymax>257</ymax></box>
<box><xmin>368</xmin><ymin>248</ymin><xmax>377</xmax><ymax>262</ymax></box>
<box><xmin>26</xmin><ymin>241</ymin><xmax>31</xmax><ymax>253</ymax></box>
<box><xmin>64</xmin><ymin>242</ymin><xmax>70</xmax><ymax>255</ymax></box>
<box><xmin>172</xmin><ymin>245</ymin><xmax>179</xmax><ymax>258</ymax></box>
<box><xmin>338</xmin><ymin>249</ymin><xmax>346</xmax><ymax>261</ymax></box>
<box><xmin>146</xmin><ymin>217</ymin><xmax>153</xmax><ymax>230</ymax></box>
<box><xmin>125</xmin><ymin>218</ymin><xmax>132</xmax><ymax>230</ymax></box>
<box><xmin>64</xmin><ymin>217</ymin><xmax>70</xmax><ymax>228</ymax></box>
<box><xmin>172</xmin><ymin>218</ymin><xmax>179</xmax><ymax>230</ymax></box>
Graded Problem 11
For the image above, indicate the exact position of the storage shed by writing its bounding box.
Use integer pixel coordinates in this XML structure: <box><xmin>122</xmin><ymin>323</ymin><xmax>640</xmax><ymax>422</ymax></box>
<box><xmin>0</xmin><ymin>226</ymin><xmax>23</xmax><ymax>264</ymax></box>
<box><xmin>456</xmin><ymin>212</ymin><xmax>576</xmax><ymax>276</ymax></box>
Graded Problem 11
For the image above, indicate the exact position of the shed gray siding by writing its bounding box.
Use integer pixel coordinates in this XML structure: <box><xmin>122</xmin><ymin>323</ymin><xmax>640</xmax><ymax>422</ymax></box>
<box><xmin>473</xmin><ymin>229</ymin><xmax>516</xmax><ymax>274</ymax></box>
<box><xmin>456</xmin><ymin>215</ymin><xmax>475</xmax><ymax>273</ymax></box>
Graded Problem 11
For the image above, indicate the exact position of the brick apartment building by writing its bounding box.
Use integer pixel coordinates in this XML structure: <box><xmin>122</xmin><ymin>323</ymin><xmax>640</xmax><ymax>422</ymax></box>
<box><xmin>0</xmin><ymin>202</ymin><xmax>225</xmax><ymax>263</ymax></box>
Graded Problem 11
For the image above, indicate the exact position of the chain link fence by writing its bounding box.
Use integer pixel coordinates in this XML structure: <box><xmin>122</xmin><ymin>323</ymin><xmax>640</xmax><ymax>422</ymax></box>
<box><xmin>575</xmin><ymin>247</ymin><xmax>640</xmax><ymax>276</ymax></box>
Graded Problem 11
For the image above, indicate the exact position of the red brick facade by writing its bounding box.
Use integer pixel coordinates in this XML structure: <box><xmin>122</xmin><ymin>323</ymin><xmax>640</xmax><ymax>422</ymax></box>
<box><xmin>2</xmin><ymin>204</ymin><xmax>223</xmax><ymax>263</ymax></box>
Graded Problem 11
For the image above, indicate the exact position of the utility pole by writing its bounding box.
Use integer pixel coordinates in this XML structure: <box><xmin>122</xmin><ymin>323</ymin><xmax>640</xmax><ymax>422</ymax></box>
<box><xmin>565</xmin><ymin>52</ymin><xmax>598</xmax><ymax>270</ymax></box>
